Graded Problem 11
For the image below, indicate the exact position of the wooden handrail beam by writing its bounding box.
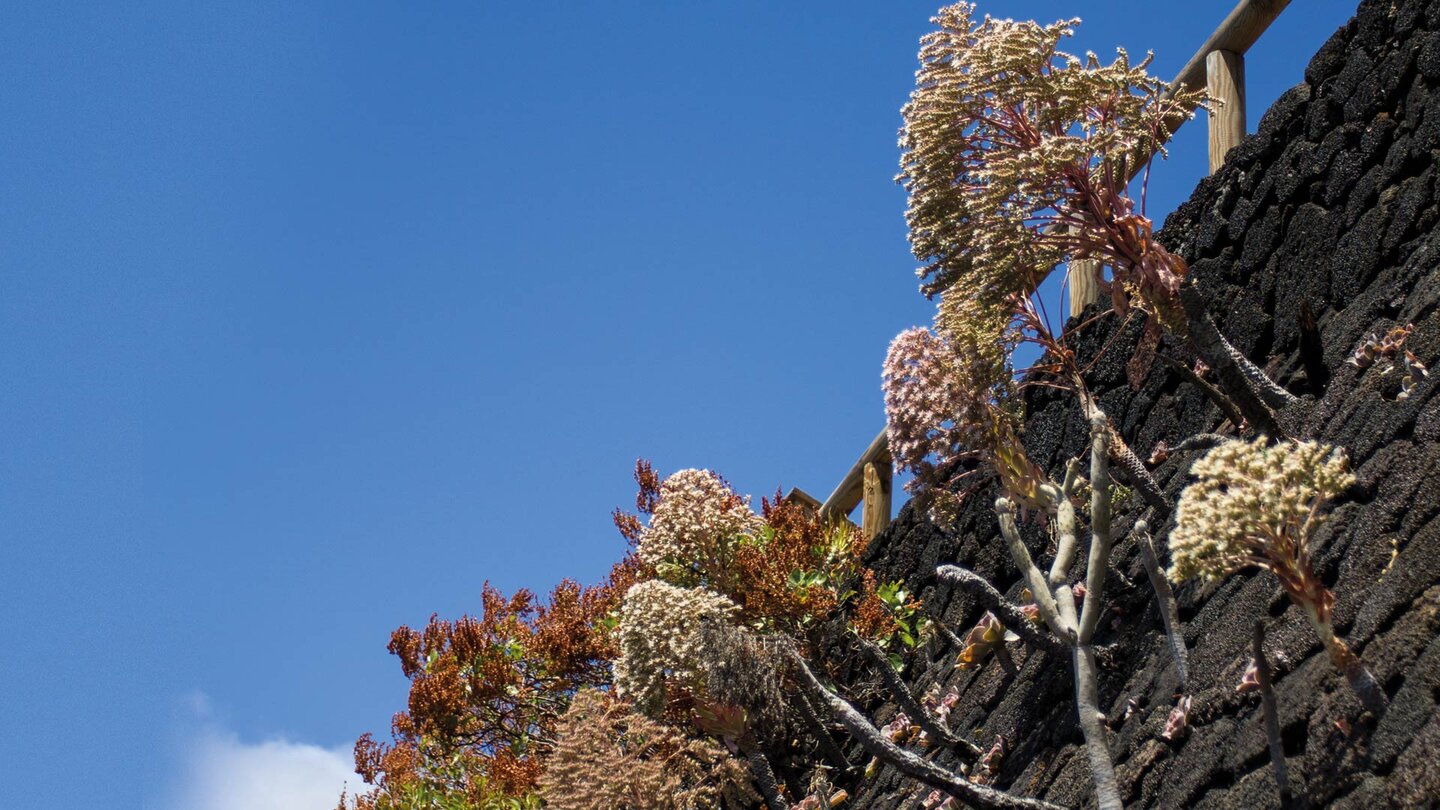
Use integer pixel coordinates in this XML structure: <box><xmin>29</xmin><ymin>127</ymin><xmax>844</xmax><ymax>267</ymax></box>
<box><xmin>1169</xmin><ymin>0</ymin><xmax>1292</xmax><ymax>100</ymax></box>
<box><xmin>1069</xmin><ymin>0</ymin><xmax>1289</xmax><ymax>310</ymax></box>
<box><xmin>820</xmin><ymin>427</ymin><xmax>890</xmax><ymax>520</ymax></box>
<box><xmin>783</xmin><ymin>487</ymin><xmax>822</xmax><ymax>514</ymax></box>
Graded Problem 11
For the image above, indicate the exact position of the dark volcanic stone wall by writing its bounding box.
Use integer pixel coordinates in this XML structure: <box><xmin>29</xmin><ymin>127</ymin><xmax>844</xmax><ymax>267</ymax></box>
<box><xmin>851</xmin><ymin>0</ymin><xmax>1440</xmax><ymax>806</ymax></box>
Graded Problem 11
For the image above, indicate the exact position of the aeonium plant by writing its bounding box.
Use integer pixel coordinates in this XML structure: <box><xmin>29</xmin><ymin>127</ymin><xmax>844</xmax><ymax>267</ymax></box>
<box><xmin>899</xmin><ymin>2</ymin><xmax>1293</xmax><ymax>436</ymax></box>
<box><xmin>1169</xmin><ymin>438</ymin><xmax>1388</xmax><ymax>715</ymax></box>
<box><xmin>900</xmin><ymin>4</ymin><xmax>1201</xmax><ymax>313</ymax></box>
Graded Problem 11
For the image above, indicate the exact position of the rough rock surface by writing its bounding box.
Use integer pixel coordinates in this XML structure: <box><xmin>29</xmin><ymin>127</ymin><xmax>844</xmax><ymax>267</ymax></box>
<box><xmin>850</xmin><ymin>0</ymin><xmax>1440</xmax><ymax>806</ymax></box>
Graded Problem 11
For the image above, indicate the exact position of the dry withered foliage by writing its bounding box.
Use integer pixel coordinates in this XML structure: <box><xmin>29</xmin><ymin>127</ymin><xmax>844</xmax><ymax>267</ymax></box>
<box><xmin>850</xmin><ymin>569</ymin><xmax>902</xmax><ymax>642</ymax></box>
<box><xmin>736</xmin><ymin>492</ymin><xmax>907</xmax><ymax>647</ymax></box>
<box><xmin>540</xmin><ymin>689</ymin><xmax>758</xmax><ymax>810</ymax></box>
<box><xmin>348</xmin><ymin>558</ymin><xmax>636</xmax><ymax>805</ymax></box>
<box><xmin>724</xmin><ymin>493</ymin><xmax>849</xmax><ymax>628</ymax></box>
<box><xmin>613</xmin><ymin>458</ymin><xmax>664</xmax><ymax>545</ymax></box>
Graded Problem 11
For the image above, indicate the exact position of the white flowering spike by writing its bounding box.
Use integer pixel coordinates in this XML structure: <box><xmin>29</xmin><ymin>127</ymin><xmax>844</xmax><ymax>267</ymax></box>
<box><xmin>638</xmin><ymin>469</ymin><xmax>763</xmax><ymax>585</ymax></box>
<box><xmin>613</xmin><ymin>580</ymin><xmax>739</xmax><ymax>716</ymax></box>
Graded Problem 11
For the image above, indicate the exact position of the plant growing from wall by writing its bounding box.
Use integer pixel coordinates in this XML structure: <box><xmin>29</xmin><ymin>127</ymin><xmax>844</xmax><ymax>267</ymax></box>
<box><xmin>636</xmin><ymin>468</ymin><xmax>766</xmax><ymax>592</ymax></box>
<box><xmin>635</xmin><ymin>467</ymin><xmax>965</xmax><ymax>744</ymax></box>
<box><xmin>885</xmin><ymin>321</ymin><xmax>1146</xmax><ymax>807</ymax></box>
<box><xmin>346</xmin><ymin>726</ymin><xmax>543</xmax><ymax>810</ymax></box>
<box><xmin>611</xmin><ymin>577</ymin><xmax>795</xmax><ymax>808</ymax></box>
<box><xmin>951</xmin><ymin>611</ymin><xmax>1020</xmax><ymax>675</ymax></box>
<box><xmin>1169</xmin><ymin>438</ymin><xmax>1387</xmax><ymax>715</ymax></box>
<box><xmin>882</xmin><ymin>326</ymin><xmax>1050</xmax><ymax>519</ymax></box>
<box><xmin>988</xmin><ymin>417</ymin><xmax>1124</xmax><ymax>809</ymax></box>
<box><xmin>898</xmin><ymin>3</ymin><xmax>1294</xmax><ymax>438</ymax></box>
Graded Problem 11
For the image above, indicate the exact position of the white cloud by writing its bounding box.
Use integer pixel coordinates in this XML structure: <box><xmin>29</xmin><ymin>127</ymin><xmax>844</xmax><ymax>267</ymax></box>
<box><xmin>163</xmin><ymin>693</ymin><xmax>360</xmax><ymax>810</ymax></box>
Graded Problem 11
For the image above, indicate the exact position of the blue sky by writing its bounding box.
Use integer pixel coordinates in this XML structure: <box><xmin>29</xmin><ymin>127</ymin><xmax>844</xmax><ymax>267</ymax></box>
<box><xmin>0</xmin><ymin>2</ymin><xmax>1358</xmax><ymax>807</ymax></box>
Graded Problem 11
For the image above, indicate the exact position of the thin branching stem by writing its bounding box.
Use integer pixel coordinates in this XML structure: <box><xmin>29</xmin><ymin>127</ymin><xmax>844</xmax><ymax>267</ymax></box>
<box><xmin>1305</xmin><ymin>608</ymin><xmax>1389</xmax><ymax>716</ymax></box>
<box><xmin>1079</xmin><ymin>417</ymin><xmax>1112</xmax><ymax>645</ymax></box>
<box><xmin>1179</xmin><ymin>282</ymin><xmax>1285</xmax><ymax>436</ymax></box>
<box><xmin>1107</xmin><ymin>432</ymin><xmax>1173</xmax><ymax>519</ymax></box>
<box><xmin>934</xmin><ymin>565</ymin><xmax>1068</xmax><ymax>655</ymax></box>
<box><xmin>1071</xmin><ymin>373</ymin><xmax>1171</xmax><ymax>518</ymax></box>
<box><xmin>794</xmin><ymin>688</ymin><xmax>854</xmax><ymax>778</ymax></box>
<box><xmin>1174</xmin><ymin>433</ymin><xmax>1231</xmax><ymax>453</ymax></box>
<box><xmin>996</xmin><ymin>499</ymin><xmax>1068</xmax><ymax>640</ymax></box>
<box><xmin>1073</xmin><ymin>417</ymin><xmax>1123</xmax><ymax>810</ymax></box>
<box><xmin>855</xmin><ymin>637</ymin><xmax>982</xmax><ymax>758</ymax></box>
<box><xmin>1072</xmin><ymin>644</ymin><xmax>1122</xmax><ymax>810</ymax></box>
<box><xmin>1136</xmin><ymin>519</ymin><xmax>1188</xmax><ymax>688</ymax></box>
<box><xmin>1049</xmin><ymin>459</ymin><xmax>1083</xmax><ymax>586</ymax></box>
<box><xmin>1155</xmin><ymin>350</ymin><xmax>1247</xmax><ymax>430</ymax></box>
<box><xmin>786</xmin><ymin>651</ymin><xmax>1064</xmax><ymax>810</ymax></box>
<box><xmin>993</xmin><ymin>420</ymin><xmax>1123</xmax><ymax>810</ymax></box>
<box><xmin>1253</xmin><ymin>621</ymin><xmax>1290</xmax><ymax>807</ymax></box>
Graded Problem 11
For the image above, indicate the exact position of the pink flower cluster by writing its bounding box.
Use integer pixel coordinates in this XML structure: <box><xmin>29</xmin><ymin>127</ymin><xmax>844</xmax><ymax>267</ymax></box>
<box><xmin>883</xmin><ymin>327</ymin><xmax>1017</xmax><ymax>503</ymax></box>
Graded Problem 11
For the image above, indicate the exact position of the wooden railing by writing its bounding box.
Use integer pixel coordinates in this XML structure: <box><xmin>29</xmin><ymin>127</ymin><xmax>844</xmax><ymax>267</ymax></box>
<box><xmin>802</xmin><ymin>0</ymin><xmax>1293</xmax><ymax>540</ymax></box>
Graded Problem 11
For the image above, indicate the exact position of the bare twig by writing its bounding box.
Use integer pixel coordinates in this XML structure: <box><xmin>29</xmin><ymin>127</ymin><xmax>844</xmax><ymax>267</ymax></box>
<box><xmin>794</xmin><ymin>688</ymin><xmax>854</xmax><ymax>777</ymax></box>
<box><xmin>787</xmin><ymin>651</ymin><xmax>1064</xmax><ymax>810</ymax></box>
<box><xmin>1155</xmin><ymin>350</ymin><xmax>1247</xmax><ymax>430</ymax></box>
<box><xmin>1174</xmin><ymin>433</ymin><xmax>1231</xmax><ymax>453</ymax></box>
<box><xmin>1253</xmin><ymin>621</ymin><xmax>1290</xmax><ymax>807</ymax></box>
<box><xmin>934</xmin><ymin>566</ymin><xmax>1068</xmax><ymax>655</ymax></box>
<box><xmin>994</xmin><ymin>643</ymin><xmax>1019</xmax><ymax>676</ymax></box>
<box><xmin>1136</xmin><ymin>519</ymin><xmax>1189</xmax><ymax>688</ymax></box>
<box><xmin>855</xmin><ymin>637</ymin><xmax>982</xmax><ymax>758</ymax></box>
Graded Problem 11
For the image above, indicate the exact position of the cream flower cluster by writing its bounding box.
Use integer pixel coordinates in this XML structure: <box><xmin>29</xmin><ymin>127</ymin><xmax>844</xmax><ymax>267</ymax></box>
<box><xmin>638</xmin><ymin>469</ymin><xmax>763</xmax><ymax>581</ymax></box>
<box><xmin>613</xmin><ymin>580</ymin><xmax>739</xmax><ymax>716</ymax></box>
<box><xmin>1169</xmin><ymin>439</ymin><xmax>1355</xmax><ymax>583</ymax></box>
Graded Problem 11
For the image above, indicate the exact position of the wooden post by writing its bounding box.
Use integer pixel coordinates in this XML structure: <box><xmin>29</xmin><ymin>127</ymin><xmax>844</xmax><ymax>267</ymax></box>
<box><xmin>860</xmin><ymin>461</ymin><xmax>892</xmax><ymax>541</ymax></box>
<box><xmin>1067</xmin><ymin>222</ymin><xmax>1102</xmax><ymax>314</ymax></box>
<box><xmin>820</xmin><ymin>427</ymin><xmax>891</xmax><ymax>522</ymax></box>
<box><xmin>1206</xmin><ymin>49</ymin><xmax>1246</xmax><ymax>172</ymax></box>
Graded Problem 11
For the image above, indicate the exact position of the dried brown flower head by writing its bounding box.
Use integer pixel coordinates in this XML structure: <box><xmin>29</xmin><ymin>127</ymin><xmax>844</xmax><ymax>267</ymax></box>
<box><xmin>725</xmin><ymin>492</ymin><xmax>871</xmax><ymax>632</ymax></box>
<box><xmin>849</xmin><ymin>569</ymin><xmax>902</xmax><ymax>642</ymax></box>
<box><xmin>540</xmin><ymin>689</ymin><xmax>758</xmax><ymax>810</ymax></box>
